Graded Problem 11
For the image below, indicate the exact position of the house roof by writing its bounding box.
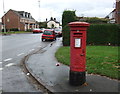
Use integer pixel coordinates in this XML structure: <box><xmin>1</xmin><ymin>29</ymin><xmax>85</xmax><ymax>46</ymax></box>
<box><xmin>5</xmin><ymin>9</ymin><xmax>35</xmax><ymax>20</ymax></box>
<box><xmin>47</xmin><ymin>19</ymin><xmax>60</xmax><ymax>24</ymax></box>
<box><xmin>105</xmin><ymin>9</ymin><xmax>116</xmax><ymax>18</ymax></box>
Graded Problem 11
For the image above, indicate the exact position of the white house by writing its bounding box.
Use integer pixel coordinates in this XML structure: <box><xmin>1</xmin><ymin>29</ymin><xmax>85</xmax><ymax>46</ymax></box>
<box><xmin>105</xmin><ymin>9</ymin><xmax>116</xmax><ymax>23</ymax></box>
<box><xmin>47</xmin><ymin>17</ymin><xmax>60</xmax><ymax>28</ymax></box>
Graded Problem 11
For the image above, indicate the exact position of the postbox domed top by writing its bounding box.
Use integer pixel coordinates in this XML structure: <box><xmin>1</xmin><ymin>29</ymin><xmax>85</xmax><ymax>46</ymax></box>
<box><xmin>69</xmin><ymin>22</ymin><xmax>90</xmax><ymax>27</ymax></box>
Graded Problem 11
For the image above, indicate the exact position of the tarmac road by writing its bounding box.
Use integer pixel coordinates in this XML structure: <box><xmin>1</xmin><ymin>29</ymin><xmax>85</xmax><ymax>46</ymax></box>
<box><xmin>1</xmin><ymin>33</ymin><xmax>51</xmax><ymax>93</ymax></box>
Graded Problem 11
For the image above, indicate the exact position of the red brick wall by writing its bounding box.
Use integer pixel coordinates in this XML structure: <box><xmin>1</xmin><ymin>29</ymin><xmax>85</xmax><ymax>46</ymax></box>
<box><xmin>20</xmin><ymin>23</ymin><xmax>25</xmax><ymax>31</ymax></box>
<box><xmin>2</xmin><ymin>10</ymin><xmax>21</xmax><ymax>30</ymax></box>
<box><xmin>2</xmin><ymin>9</ymin><xmax>38</xmax><ymax>31</ymax></box>
<box><xmin>116</xmin><ymin>1</ymin><xmax>120</xmax><ymax>24</ymax></box>
<box><xmin>0</xmin><ymin>24</ymin><xmax>3</xmax><ymax>32</ymax></box>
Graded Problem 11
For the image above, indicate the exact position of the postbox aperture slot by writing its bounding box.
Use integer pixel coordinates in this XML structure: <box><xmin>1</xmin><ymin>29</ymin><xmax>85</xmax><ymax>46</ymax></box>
<box><xmin>75</xmin><ymin>38</ymin><xmax>81</xmax><ymax>48</ymax></box>
<box><xmin>74</xmin><ymin>33</ymin><xmax>82</xmax><ymax>35</ymax></box>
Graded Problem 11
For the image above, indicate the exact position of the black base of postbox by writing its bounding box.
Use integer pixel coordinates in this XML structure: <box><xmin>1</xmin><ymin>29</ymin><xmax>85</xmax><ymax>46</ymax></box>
<box><xmin>69</xmin><ymin>70</ymin><xmax>86</xmax><ymax>86</ymax></box>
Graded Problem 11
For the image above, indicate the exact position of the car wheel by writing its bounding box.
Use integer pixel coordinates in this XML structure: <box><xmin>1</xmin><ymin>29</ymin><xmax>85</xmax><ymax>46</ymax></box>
<box><xmin>54</xmin><ymin>37</ymin><xmax>56</xmax><ymax>41</ymax></box>
<box><xmin>42</xmin><ymin>39</ymin><xmax>45</xmax><ymax>42</ymax></box>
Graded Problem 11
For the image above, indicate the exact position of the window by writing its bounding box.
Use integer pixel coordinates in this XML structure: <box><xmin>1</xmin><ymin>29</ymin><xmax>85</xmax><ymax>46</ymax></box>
<box><xmin>43</xmin><ymin>31</ymin><xmax>53</xmax><ymax>35</ymax></box>
<box><xmin>7</xmin><ymin>18</ymin><xmax>10</xmax><ymax>22</ymax></box>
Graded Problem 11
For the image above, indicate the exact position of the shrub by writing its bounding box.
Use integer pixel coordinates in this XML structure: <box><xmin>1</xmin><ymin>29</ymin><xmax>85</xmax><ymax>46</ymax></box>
<box><xmin>85</xmin><ymin>17</ymin><xmax>108</xmax><ymax>24</ymax></box>
<box><xmin>62</xmin><ymin>23</ymin><xmax>120</xmax><ymax>46</ymax></box>
<box><xmin>10</xmin><ymin>28</ymin><xmax>19</xmax><ymax>31</ymax></box>
<box><xmin>39</xmin><ymin>22</ymin><xmax>47</xmax><ymax>28</ymax></box>
<box><xmin>62</xmin><ymin>10</ymin><xmax>77</xmax><ymax>46</ymax></box>
<box><xmin>87</xmin><ymin>24</ymin><xmax>120</xmax><ymax>46</ymax></box>
<box><xmin>27</xmin><ymin>29</ymin><xmax>32</xmax><ymax>32</ymax></box>
<box><xmin>62</xmin><ymin>24</ymin><xmax>70</xmax><ymax>46</ymax></box>
<box><xmin>62</xmin><ymin>10</ymin><xmax>77</xmax><ymax>28</ymax></box>
<box><xmin>2</xmin><ymin>29</ymin><xmax>8</xmax><ymax>32</ymax></box>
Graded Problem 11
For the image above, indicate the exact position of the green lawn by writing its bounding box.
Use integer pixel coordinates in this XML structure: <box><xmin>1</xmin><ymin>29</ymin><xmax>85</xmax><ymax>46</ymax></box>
<box><xmin>55</xmin><ymin>46</ymin><xmax>119</xmax><ymax>79</ymax></box>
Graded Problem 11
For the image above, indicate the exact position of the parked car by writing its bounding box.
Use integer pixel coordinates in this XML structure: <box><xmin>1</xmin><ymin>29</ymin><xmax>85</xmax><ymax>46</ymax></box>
<box><xmin>54</xmin><ymin>28</ymin><xmax>62</xmax><ymax>37</ymax></box>
<box><xmin>40</xmin><ymin>28</ymin><xmax>45</xmax><ymax>32</ymax></box>
<box><xmin>41</xmin><ymin>29</ymin><xmax>56</xmax><ymax>41</ymax></box>
<box><xmin>32</xmin><ymin>28</ymin><xmax>42</xmax><ymax>33</ymax></box>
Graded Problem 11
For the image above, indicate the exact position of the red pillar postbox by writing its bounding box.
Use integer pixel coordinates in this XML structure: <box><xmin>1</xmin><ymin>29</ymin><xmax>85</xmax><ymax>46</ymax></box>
<box><xmin>69</xmin><ymin>22</ymin><xmax>90</xmax><ymax>86</ymax></box>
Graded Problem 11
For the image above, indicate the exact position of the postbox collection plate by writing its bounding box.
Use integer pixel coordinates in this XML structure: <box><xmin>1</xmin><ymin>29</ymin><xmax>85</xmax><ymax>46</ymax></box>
<box><xmin>75</xmin><ymin>38</ymin><xmax>81</xmax><ymax>48</ymax></box>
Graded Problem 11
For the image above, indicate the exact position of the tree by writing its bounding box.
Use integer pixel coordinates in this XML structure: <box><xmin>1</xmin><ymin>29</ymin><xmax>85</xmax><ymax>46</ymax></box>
<box><xmin>39</xmin><ymin>22</ymin><xmax>47</xmax><ymax>28</ymax></box>
<box><xmin>62</xmin><ymin>10</ymin><xmax>77</xmax><ymax>28</ymax></box>
<box><xmin>62</xmin><ymin>10</ymin><xmax>77</xmax><ymax>46</ymax></box>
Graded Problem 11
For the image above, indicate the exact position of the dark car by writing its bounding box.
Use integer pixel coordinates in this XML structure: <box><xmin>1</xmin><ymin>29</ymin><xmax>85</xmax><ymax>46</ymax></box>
<box><xmin>32</xmin><ymin>28</ymin><xmax>42</xmax><ymax>33</ymax></box>
<box><xmin>54</xmin><ymin>28</ymin><xmax>62</xmax><ymax>37</ymax></box>
<box><xmin>41</xmin><ymin>29</ymin><xmax>56</xmax><ymax>41</ymax></box>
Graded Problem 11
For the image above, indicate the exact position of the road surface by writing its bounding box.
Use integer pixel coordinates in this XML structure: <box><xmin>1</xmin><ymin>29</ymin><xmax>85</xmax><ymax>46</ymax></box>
<box><xmin>1</xmin><ymin>33</ymin><xmax>51</xmax><ymax>93</ymax></box>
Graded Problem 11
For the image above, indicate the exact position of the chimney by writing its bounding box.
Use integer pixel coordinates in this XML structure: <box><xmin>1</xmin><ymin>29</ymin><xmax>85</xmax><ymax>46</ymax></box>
<box><xmin>116</xmin><ymin>0</ymin><xmax>120</xmax><ymax>2</ymax></box>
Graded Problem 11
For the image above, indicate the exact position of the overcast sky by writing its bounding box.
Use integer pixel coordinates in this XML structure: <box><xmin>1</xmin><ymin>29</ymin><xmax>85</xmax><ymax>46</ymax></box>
<box><xmin>0</xmin><ymin>0</ymin><xmax>116</xmax><ymax>22</ymax></box>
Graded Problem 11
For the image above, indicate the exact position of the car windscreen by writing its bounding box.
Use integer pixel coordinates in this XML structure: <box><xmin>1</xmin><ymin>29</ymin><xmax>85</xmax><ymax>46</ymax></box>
<box><xmin>43</xmin><ymin>31</ymin><xmax>53</xmax><ymax>35</ymax></box>
<box><xmin>55</xmin><ymin>29</ymin><xmax>61</xmax><ymax>32</ymax></box>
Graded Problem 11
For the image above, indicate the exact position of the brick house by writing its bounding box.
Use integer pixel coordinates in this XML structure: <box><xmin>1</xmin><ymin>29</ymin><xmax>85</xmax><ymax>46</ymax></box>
<box><xmin>116</xmin><ymin>0</ymin><xmax>120</xmax><ymax>24</ymax></box>
<box><xmin>2</xmin><ymin>9</ymin><xmax>39</xmax><ymax>31</ymax></box>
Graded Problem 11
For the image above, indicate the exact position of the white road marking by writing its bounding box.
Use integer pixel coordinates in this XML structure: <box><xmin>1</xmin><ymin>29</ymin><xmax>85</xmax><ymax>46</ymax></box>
<box><xmin>5</xmin><ymin>63</ymin><xmax>15</xmax><ymax>67</ymax></box>
<box><xmin>21</xmin><ymin>72</ymin><xmax>24</xmax><ymax>75</ymax></box>
<box><xmin>38</xmin><ymin>46</ymin><xmax>41</xmax><ymax>47</ymax></box>
<box><xmin>90</xmin><ymin>89</ymin><xmax>93</xmax><ymax>92</ymax></box>
<box><xmin>27</xmin><ymin>73</ymin><xmax>30</xmax><ymax>76</ymax></box>
<box><xmin>4</xmin><ymin>58</ymin><xmax>12</xmax><ymax>62</ymax></box>
<box><xmin>29</xmin><ymin>49</ymin><xmax>35</xmax><ymax>52</ymax></box>
<box><xmin>17</xmin><ymin>53</ymin><xmax>24</xmax><ymax>56</ymax></box>
<box><xmin>0</xmin><ymin>62</ymin><xmax>2</xmax><ymax>64</ymax></box>
<box><xmin>0</xmin><ymin>68</ymin><xmax>3</xmax><ymax>71</ymax></box>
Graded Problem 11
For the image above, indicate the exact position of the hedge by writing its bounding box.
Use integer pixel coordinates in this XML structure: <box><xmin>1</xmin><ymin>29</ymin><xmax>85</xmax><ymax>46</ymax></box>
<box><xmin>62</xmin><ymin>10</ymin><xmax>77</xmax><ymax>28</ymax></box>
<box><xmin>62</xmin><ymin>24</ymin><xmax>120</xmax><ymax>46</ymax></box>
<box><xmin>62</xmin><ymin>24</ymin><xmax>70</xmax><ymax>46</ymax></box>
<box><xmin>87</xmin><ymin>24</ymin><xmax>120</xmax><ymax>46</ymax></box>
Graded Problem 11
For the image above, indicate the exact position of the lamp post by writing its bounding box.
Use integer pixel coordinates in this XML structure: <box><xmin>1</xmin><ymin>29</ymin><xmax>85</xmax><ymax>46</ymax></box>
<box><xmin>116</xmin><ymin>0</ymin><xmax>120</xmax><ymax>24</ymax></box>
<box><xmin>38</xmin><ymin>0</ymin><xmax>41</xmax><ymax>22</ymax></box>
<box><xmin>3</xmin><ymin>0</ymin><xmax>6</xmax><ymax>33</ymax></box>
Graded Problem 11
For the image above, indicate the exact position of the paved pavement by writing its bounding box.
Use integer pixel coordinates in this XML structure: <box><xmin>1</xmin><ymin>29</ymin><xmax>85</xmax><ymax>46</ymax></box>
<box><xmin>26</xmin><ymin>38</ymin><xmax>119</xmax><ymax>93</ymax></box>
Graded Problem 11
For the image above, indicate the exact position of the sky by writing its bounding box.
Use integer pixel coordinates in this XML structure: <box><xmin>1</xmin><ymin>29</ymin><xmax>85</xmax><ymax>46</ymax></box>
<box><xmin>0</xmin><ymin>0</ymin><xmax>116</xmax><ymax>22</ymax></box>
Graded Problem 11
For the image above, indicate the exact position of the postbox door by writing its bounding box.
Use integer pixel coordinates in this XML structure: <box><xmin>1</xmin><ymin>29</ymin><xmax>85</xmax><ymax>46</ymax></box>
<box><xmin>70</xmin><ymin>31</ymin><xmax>86</xmax><ymax>72</ymax></box>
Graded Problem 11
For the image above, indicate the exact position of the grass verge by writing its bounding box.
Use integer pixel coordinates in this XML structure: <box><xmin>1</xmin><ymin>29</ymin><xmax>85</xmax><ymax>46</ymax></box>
<box><xmin>55</xmin><ymin>46</ymin><xmax>119</xmax><ymax>79</ymax></box>
<box><xmin>0</xmin><ymin>31</ymin><xmax>32</xmax><ymax>35</ymax></box>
